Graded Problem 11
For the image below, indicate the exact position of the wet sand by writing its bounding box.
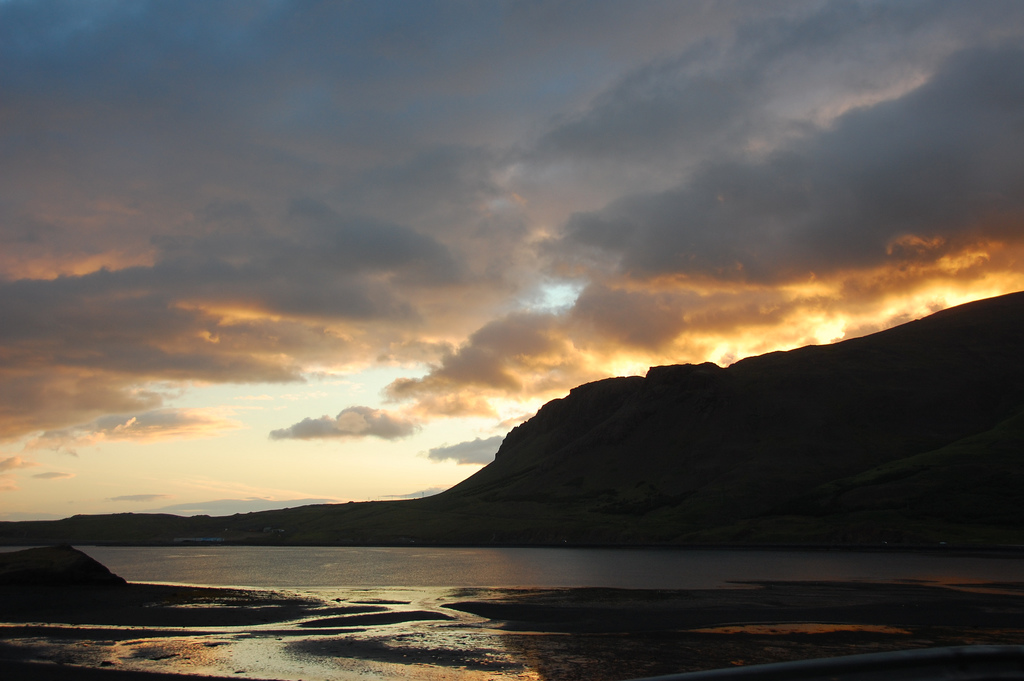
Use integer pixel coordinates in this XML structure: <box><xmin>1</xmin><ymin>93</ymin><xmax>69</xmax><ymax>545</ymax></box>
<box><xmin>3</xmin><ymin>580</ymin><xmax>1024</xmax><ymax>681</ymax></box>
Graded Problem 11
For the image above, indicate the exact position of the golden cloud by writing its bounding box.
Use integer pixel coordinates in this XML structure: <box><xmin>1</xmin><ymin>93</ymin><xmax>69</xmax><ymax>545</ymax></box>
<box><xmin>375</xmin><ymin>236</ymin><xmax>1024</xmax><ymax>422</ymax></box>
<box><xmin>28</xmin><ymin>408</ymin><xmax>246</xmax><ymax>454</ymax></box>
<box><xmin>0</xmin><ymin>456</ymin><xmax>39</xmax><ymax>472</ymax></box>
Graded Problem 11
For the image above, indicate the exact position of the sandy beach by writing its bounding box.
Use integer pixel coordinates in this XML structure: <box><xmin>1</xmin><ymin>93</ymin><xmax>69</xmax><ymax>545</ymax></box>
<box><xmin>3</xmin><ymin>579</ymin><xmax>1024</xmax><ymax>681</ymax></box>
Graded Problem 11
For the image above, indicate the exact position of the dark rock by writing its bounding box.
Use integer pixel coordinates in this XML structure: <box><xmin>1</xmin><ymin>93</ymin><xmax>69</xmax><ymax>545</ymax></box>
<box><xmin>0</xmin><ymin>545</ymin><xmax>127</xmax><ymax>585</ymax></box>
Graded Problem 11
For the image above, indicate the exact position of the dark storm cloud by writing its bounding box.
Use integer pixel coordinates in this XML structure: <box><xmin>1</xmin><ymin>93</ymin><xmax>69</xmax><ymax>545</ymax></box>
<box><xmin>425</xmin><ymin>436</ymin><xmax>503</xmax><ymax>465</ymax></box>
<box><xmin>0</xmin><ymin>0</ymin><xmax>702</xmax><ymax>182</ymax></box>
<box><xmin>552</xmin><ymin>46</ymin><xmax>1024</xmax><ymax>283</ymax></box>
<box><xmin>148</xmin><ymin>197</ymin><xmax>462</xmax><ymax>318</ymax></box>
<box><xmin>283</xmin><ymin>198</ymin><xmax>463</xmax><ymax>287</ymax></box>
<box><xmin>269</xmin><ymin>406</ymin><xmax>419</xmax><ymax>441</ymax></box>
<box><xmin>536</xmin><ymin>40</ymin><xmax>757</xmax><ymax>166</ymax></box>
<box><xmin>346</xmin><ymin>147</ymin><xmax>502</xmax><ymax>225</ymax></box>
<box><xmin>3</xmin><ymin>0</ymin><xmax>1024</xmax><ymax>446</ymax></box>
<box><xmin>532</xmin><ymin>1</ymin><xmax>970</xmax><ymax>167</ymax></box>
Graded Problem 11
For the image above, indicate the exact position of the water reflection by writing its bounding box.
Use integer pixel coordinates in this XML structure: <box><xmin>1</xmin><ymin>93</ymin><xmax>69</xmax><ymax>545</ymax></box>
<box><xmin>4</xmin><ymin>579</ymin><xmax>1024</xmax><ymax>681</ymax></box>
<box><xmin>0</xmin><ymin>587</ymin><xmax>537</xmax><ymax>681</ymax></box>
<box><xmin>46</xmin><ymin>546</ymin><xmax>1024</xmax><ymax>589</ymax></box>
<box><xmin>3</xmin><ymin>547</ymin><xmax>1024</xmax><ymax>681</ymax></box>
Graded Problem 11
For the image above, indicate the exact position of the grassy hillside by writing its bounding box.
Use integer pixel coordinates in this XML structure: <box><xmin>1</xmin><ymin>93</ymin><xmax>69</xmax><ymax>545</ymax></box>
<box><xmin>3</xmin><ymin>291</ymin><xmax>1024</xmax><ymax>546</ymax></box>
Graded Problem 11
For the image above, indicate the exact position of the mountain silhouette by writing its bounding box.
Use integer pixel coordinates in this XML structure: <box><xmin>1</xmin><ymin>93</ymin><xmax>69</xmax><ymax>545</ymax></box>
<box><xmin>423</xmin><ymin>290</ymin><xmax>1024</xmax><ymax>543</ymax></box>
<box><xmin>4</xmin><ymin>291</ymin><xmax>1024</xmax><ymax>545</ymax></box>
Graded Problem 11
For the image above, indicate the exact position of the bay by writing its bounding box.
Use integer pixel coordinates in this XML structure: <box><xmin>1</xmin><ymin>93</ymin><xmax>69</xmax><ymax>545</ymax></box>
<box><xmin>14</xmin><ymin>545</ymin><xmax>1024</xmax><ymax>588</ymax></box>
<box><xmin>3</xmin><ymin>545</ymin><xmax>1024</xmax><ymax>681</ymax></box>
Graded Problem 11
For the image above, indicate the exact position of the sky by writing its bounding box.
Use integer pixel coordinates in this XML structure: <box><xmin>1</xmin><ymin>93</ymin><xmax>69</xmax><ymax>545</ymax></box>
<box><xmin>2</xmin><ymin>0</ymin><xmax>1024</xmax><ymax>521</ymax></box>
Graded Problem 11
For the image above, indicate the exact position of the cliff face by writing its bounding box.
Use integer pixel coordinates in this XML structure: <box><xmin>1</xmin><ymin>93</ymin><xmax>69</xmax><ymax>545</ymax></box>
<box><xmin>438</xmin><ymin>291</ymin><xmax>1024</xmax><ymax>535</ymax></box>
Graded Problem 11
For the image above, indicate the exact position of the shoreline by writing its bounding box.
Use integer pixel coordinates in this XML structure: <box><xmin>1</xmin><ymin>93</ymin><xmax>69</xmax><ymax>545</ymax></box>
<box><xmin>0</xmin><ymin>660</ymin><xmax>250</xmax><ymax>681</ymax></box>
<box><xmin>3</xmin><ymin>579</ymin><xmax>1024</xmax><ymax>681</ymax></box>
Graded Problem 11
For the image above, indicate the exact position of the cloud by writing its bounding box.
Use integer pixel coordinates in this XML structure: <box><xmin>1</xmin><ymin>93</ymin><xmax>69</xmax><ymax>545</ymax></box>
<box><xmin>385</xmin><ymin>312</ymin><xmax>599</xmax><ymax>415</ymax></box>
<box><xmin>30</xmin><ymin>408</ymin><xmax>245</xmax><ymax>453</ymax></box>
<box><xmin>0</xmin><ymin>193</ymin><xmax>474</xmax><ymax>442</ymax></box>
<box><xmin>0</xmin><ymin>456</ymin><xmax>37</xmax><ymax>493</ymax></box>
<box><xmin>2</xmin><ymin>1</ymin><xmax>1024</xmax><ymax>451</ymax></box>
<box><xmin>424</xmin><ymin>436</ymin><xmax>503</xmax><ymax>465</ymax></box>
<box><xmin>570</xmin><ymin>284</ymin><xmax>691</xmax><ymax>350</ymax></box>
<box><xmin>551</xmin><ymin>47</ymin><xmax>1024</xmax><ymax>286</ymax></box>
<box><xmin>0</xmin><ymin>456</ymin><xmax>38</xmax><ymax>472</ymax></box>
<box><xmin>535</xmin><ymin>40</ymin><xmax>757</xmax><ymax>169</ymax></box>
<box><xmin>33</xmin><ymin>471</ymin><xmax>74</xmax><ymax>480</ymax></box>
<box><xmin>109</xmin><ymin>494</ymin><xmax>173</xmax><ymax>503</ymax></box>
<box><xmin>269</xmin><ymin>406</ymin><xmax>419</xmax><ymax>441</ymax></box>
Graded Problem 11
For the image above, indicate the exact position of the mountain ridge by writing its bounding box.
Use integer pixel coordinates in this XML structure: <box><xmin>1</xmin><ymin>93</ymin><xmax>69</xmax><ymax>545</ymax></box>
<box><xmin>3</xmin><ymin>291</ymin><xmax>1024</xmax><ymax>546</ymax></box>
<box><xmin>435</xmin><ymin>291</ymin><xmax>1024</xmax><ymax>532</ymax></box>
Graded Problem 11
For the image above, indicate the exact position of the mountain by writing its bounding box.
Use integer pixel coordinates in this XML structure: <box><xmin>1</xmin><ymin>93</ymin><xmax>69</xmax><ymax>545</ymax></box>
<box><xmin>424</xmin><ymin>290</ymin><xmax>1024</xmax><ymax>544</ymax></box>
<box><xmin>4</xmin><ymin>292</ymin><xmax>1024</xmax><ymax>546</ymax></box>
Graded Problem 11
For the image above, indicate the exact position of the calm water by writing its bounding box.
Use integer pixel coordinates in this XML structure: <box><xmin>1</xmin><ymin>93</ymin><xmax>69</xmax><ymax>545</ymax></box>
<box><xmin>4</xmin><ymin>545</ymin><xmax>1024</xmax><ymax>681</ymax></box>
<box><xmin>6</xmin><ymin>545</ymin><xmax>1021</xmax><ymax>588</ymax></box>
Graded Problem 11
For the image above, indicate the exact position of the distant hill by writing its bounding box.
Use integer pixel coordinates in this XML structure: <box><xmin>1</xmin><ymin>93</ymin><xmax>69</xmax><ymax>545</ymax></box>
<box><xmin>4</xmin><ymin>291</ymin><xmax>1024</xmax><ymax>546</ymax></box>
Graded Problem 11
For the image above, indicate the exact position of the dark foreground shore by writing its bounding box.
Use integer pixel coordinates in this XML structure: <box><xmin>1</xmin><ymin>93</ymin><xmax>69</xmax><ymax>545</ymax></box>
<box><xmin>3</xmin><ymin>580</ymin><xmax>1024</xmax><ymax>681</ymax></box>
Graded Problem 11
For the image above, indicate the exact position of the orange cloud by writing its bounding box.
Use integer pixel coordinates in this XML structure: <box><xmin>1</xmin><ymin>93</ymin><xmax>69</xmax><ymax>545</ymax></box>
<box><xmin>374</xmin><ymin>237</ymin><xmax>1024</xmax><ymax>422</ymax></box>
<box><xmin>5</xmin><ymin>12</ymin><xmax>1024</xmax><ymax>457</ymax></box>
<box><xmin>0</xmin><ymin>456</ymin><xmax>39</xmax><ymax>472</ymax></box>
<box><xmin>270</xmin><ymin>406</ymin><xmax>419</xmax><ymax>441</ymax></box>
<box><xmin>0</xmin><ymin>456</ymin><xmax>38</xmax><ymax>494</ymax></box>
<box><xmin>384</xmin><ymin>312</ymin><xmax>604</xmax><ymax>417</ymax></box>
<box><xmin>29</xmin><ymin>408</ymin><xmax>245</xmax><ymax>454</ymax></box>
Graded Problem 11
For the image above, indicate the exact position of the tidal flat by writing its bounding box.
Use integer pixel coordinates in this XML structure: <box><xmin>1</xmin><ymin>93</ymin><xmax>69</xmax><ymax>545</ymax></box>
<box><xmin>3</xmin><ymin>580</ymin><xmax>1024</xmax><ymax>681</ymax></box>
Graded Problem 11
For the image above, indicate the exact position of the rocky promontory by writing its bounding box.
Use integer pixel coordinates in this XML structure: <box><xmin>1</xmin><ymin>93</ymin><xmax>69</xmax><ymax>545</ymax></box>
<box><xmin>0</xmin><ymin>545</ymin><xmax>126</xmax><ymax>586</ymax></box>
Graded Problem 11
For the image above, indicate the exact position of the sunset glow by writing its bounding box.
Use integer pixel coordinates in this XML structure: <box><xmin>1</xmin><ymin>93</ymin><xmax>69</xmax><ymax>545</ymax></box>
<box><xmin>2</xmin><ymin>1</ymin><xmax>1024</xmax><ymax>519</ymax></box>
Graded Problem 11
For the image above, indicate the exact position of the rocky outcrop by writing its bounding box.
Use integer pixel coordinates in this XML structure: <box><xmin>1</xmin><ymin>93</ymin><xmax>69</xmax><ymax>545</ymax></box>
<box><xmin>0</xmin><ymin>545</ymin><xmax>127</xmax><ymax>585</ymax></box>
